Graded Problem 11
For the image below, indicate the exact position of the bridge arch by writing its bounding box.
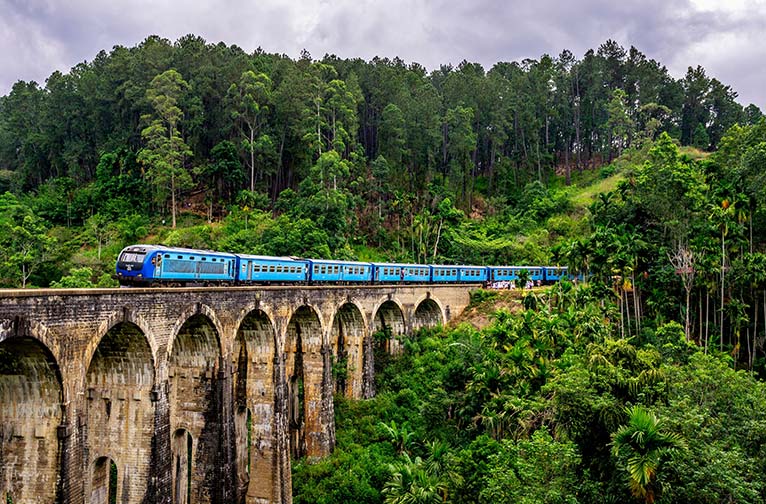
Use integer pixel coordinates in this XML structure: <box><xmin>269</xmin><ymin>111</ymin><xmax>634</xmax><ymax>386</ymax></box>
<box><xmin>412</xmin><ymin>295</ymin><xmax>445</xmax><ymax>331</ymax></box>
<box><xmin>88</xmin><ymin>455</ymin><xmax>118</xmax><ymax>504</ymax></box>
<box><xmin>372</xmin><ymin>298</ymin><xmax>407</xmax><ymax>355</ymax></box>
<box><xmin>0</xmin><ymin>331</ymin><xmax>63</xmax><ymax>504</ymax></box>
<box><xmin>85</xmin><ymin>320</ymin><xmax>155</xmax><ymax>503</ymax></box>
<box><xmin>0</xmin><ymin>318</ymin><xmax>66</xmax><ymax>396</ymax></box>
<box><xmin>330</xmin><ymin>302</ymin><xmax>367</xmax><ymax>398</ymax></box>
<box><xmin>168</xmin><ymin>312</ymin><xmax>222</xmax><ymax>503</ymax></box>
<box><xmin>233</xmin><ymin>308</ymin><xmax>277</xmax><ymax>501</ymax></box>
<box><xmin>88</xmin><ymin>308</ymin><xmax>159</xmax><ymax>380</ymax></box>
<box><xmin>167</xmin><ymin>303</ymin><xmax>225</xmax><ymax>361</ymax></box>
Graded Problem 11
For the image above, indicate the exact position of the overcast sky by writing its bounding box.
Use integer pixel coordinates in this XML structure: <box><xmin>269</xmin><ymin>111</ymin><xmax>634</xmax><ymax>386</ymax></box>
<box><xmin>1</xmin><ymin>0</ymin><xmax>765</xmax><ymax>108</ymax></box>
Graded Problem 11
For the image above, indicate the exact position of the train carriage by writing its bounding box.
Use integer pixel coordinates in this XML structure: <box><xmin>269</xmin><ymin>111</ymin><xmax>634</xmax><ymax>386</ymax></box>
<box><xmin>308</xmin><ymin>259</ymin><xmax>373</xmax><ymax>283</ymax></box>
<box><xmin>489</xmin><ymin>266</ymin><xmax>545</xmax><ymax>283</ymax></box>
<box><xmin>544</xmin><ymin>266</ymin><xmax>568</xmax><ymax>283</ymax></box>
<box><xmin>372</xmin><ymin>263</ymin><xmax>430</xmax><ymax>283</ymax></box>
<box><xmin>237</xmin><ymin>255</ymin><xmax>308</xmax><ymax>283</ymax></box>
<box><xmin>430</xmin><ymin>265</ymin><xmax>459</xmax><ymax>283</ymax></box>
<box><xmin>457</xmin><ymin>265</ymin><xmax>488</xmax><ymax>283</ymax></box>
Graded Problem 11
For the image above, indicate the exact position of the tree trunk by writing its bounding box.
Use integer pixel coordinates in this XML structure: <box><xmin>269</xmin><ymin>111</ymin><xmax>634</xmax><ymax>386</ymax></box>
<box><xmin>685</xmin><ymin>288</ymin><xmax>691</xmax><ymax>342</ymax></box>
<box><xmin>705</xmin><ymin>290</ymin><xmax>710</xmax><ymax>354</ymax></box>
<box><xmin>171</xmin><ymin>171</ymin><xmax>177</xmax><ymax>229</ymax></box>
<box><xmin>250</xmin><ymin>126</ymin><xmax>255</xmax><ymax>193</ymax></box>
<box><xmin>721</xmin><ymin>231</ymin><xmax>725</xmax><ymax>351</ymax></box>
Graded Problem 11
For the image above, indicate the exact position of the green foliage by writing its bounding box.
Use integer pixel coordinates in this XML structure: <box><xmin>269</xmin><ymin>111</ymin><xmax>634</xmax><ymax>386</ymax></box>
<box><xmin>480</xmin><ymin>428</ymin><xmax>581</xmax><ymax>504</ymax></box>
<box><xmin>610</xmin><ymin>406</ymin><xmax>683</xmax><ymax>503</ymax></box>
<box><xmin>0</xmin><ymin>192</ymin><xmax>56</xmax><ymax>287</ymax></box>
<box><xmin>163</xmin><ymin>225</ymin><xmax>214</xmax><ymax>249</ymax></box>
<box><xmin>50</xmin><ymin>267</ymin><xmax>97</xmax><ymax>288</ymax></box>
<box><xmin>468</xmin><ymin>289</ymin><xmax>498</xmax><ymax>306</ymax></box>
<box><xmin>655</xmin><ymin>353</ymin><xmax>766</xmax><ymax>503</ymax></box>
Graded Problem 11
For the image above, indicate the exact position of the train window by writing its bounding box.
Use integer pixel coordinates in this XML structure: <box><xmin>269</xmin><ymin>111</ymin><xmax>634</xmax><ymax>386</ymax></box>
<box><xmin>269</xmin><ymin>266</ymin><xmax>275</xmax><ymax>272</ymax></box>
<box><xmin>276</xmin><ymin>266</ymin><xmax>282</xmax><ymax>273</ymax></box>
<box><xmin>190</xmin><ymin>256</ymin><xmax>194</xmax><ymax>260</ymax></box>
<box><xmin>177</xmin><ymin>255</ymin><xmax>182</xmax><ymax>259</ymax></box>
<box><xmin>164</xmin><ymin>254</ymin><xmax>170</xmax><ymax>258</ymax></box>
<box><xmin>201</xmin><ymin>257</ymin><xmax>206</xmax><ymax>261</ymax></box>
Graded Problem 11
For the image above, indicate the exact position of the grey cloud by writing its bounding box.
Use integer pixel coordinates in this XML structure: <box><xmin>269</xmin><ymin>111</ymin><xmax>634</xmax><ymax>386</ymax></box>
<box><xmin>0</xmin><ymin>0</ymin><xmax>764</xmax><ymax>108</ymax></box>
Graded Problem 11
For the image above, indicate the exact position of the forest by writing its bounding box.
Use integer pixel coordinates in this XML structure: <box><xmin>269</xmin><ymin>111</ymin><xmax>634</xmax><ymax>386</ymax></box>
<box><xmin>1</xmin><ymin>34</ymin><xmax>766</xmax><ymax>502</ymax></box>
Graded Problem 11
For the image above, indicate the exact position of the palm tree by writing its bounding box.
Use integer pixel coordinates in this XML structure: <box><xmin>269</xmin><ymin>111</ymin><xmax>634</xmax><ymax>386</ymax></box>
<box><xmin>379</xmin><ymin>420</ymin><xmax>416</xmax><ymax>455</ymax></box>
<box><xmin>611</xmin><ymin>405</ymin><xmax>683</xmax><ymax>503</ymax></box>
<box><xmin>383</xmin><ymin>453</ymin><xmax>449</xmax><ymax>504</ymax></box>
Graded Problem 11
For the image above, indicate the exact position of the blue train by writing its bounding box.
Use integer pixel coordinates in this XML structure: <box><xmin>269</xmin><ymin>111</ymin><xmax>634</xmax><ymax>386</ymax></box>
<box><xmin>115</xmin><ymin>244</ymin><xmax>578</xmax><ymax>287</ymax></box>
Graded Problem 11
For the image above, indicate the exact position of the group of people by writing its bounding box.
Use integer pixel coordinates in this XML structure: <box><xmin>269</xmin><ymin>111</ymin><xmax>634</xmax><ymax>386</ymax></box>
<box><xmin>487</xmin><ymin>279</ymin><xmax>540</xmax><ymax>290</ymax></box>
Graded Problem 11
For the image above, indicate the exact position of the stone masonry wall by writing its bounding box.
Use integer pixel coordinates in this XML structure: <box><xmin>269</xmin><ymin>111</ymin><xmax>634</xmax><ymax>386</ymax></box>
<box><xmin>0</xmin><ymin>284</ymin><xmax>473</xmax><ymax>503</ymax></box>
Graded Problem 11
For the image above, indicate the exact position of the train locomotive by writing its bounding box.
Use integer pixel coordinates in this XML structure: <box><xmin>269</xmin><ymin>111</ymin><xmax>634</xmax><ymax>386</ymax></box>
<box><xmin>115</xmin><ymin>244</ymin><xmax>577</xmax><ymax>287</ymax></box>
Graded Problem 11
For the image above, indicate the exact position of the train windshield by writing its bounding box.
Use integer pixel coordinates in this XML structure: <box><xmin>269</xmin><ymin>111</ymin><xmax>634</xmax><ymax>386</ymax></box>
<box><xmin>120</xmin><ymin>252</ymin><xmax>146</xmax><ymax>263</ymax></box>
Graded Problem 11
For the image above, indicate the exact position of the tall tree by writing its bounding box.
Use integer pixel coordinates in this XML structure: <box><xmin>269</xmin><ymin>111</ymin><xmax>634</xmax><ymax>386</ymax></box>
<box><xmin>228</xmin><ymin>70</ymin><xmax>273</xmax><ymax>192</ymax></box>
<box><xmin>138</xmin><ymin>69</ymin><xmax>193</xmax><ymax>228</ymax></box>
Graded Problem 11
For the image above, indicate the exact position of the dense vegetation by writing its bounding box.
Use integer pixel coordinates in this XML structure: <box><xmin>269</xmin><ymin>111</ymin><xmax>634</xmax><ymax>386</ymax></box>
<box><xmin>2</xmin><ymin>34</ymin><xmax>766</xmax><ymax>502</ymax></box>
<box><xmin>294</xmin><ymin>288</ymin><xmax>766</xmax><ymax>503</ymax></box>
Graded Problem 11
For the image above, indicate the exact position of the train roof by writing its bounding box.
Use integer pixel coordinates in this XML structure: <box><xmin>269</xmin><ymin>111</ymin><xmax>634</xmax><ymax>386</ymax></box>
<box><xmin>120</xmin><ymin>244</ymin><xmax>237</xmax><ymax>258</ymax></box>
<box><xmin>307</xmin><ymin>259</ymin><xmax>373</xmax><ymax>266</ymax></box>
<box><xmin>428</xmin><ymin>264</ymin><xmax>485</xmax><ymax>268</ymax></box>
<box><xmin>236</xmin><ymin>254</ymin><xmax>308</xmax><ymax>262</ymax></box>
<box><xmin>488</xmin><ymin>265</ymin><xmax>548</xmax><ymax>269</ymax></box>
<box><xmin>370</xmin><ymin>262</ymin><xmax>431</xmax><ymax>268</ymax></box>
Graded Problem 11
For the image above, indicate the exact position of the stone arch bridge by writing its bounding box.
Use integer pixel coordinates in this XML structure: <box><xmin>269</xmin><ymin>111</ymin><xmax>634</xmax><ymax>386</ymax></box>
<box><xmin>0</xmin><ymin>284</ymin><xmax>473</xmax><ymax>504</ymax></box>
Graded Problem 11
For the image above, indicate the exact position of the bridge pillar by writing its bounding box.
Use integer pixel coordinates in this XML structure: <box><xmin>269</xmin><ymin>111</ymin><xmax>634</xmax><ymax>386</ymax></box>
<box><xmin>148</xmin><ymin>381</ymin><xmax>172</xmax><ymax>504</ymax></box>
<box><xmin>361</xmin><ymin>335</ymin><xmax>375</xmax><ymax>399</ymax></box>
<box><xmin>273</xmin><ymin>352</ymin><xmax>292</xmax><ymax>504</ymax></box>
<box><xmin>319</xmin><ymin>343</ymin><xmax>336</xmax><ymax>454</ymax></box>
